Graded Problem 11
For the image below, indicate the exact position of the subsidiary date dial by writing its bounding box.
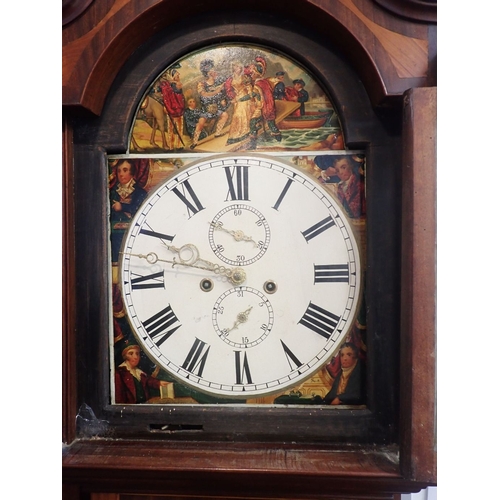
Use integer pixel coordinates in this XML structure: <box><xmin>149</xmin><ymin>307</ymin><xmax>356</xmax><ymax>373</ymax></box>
<box><xmin>213</xmin><ymin>286</ymin><xmax>274</xmax><ymax>349</ymax></box>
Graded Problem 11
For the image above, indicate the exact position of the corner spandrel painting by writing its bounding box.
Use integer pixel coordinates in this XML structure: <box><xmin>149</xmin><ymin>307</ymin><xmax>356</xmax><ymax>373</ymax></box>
<box><xmin>111</xmin><ymin>44</ymin><xmax>366</xmax><ymax>407</ymax></box>
<box><xmin>129</xmin><ymin>45</ymin><xmax>343</xmax><ymax>154</ymax></box>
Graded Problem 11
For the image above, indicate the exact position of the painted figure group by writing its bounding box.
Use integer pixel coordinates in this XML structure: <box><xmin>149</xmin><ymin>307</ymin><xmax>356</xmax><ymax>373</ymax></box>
<box><xmin>272</xmin><ymin>72</ymin><xmax>309</xmax><ymax>116</ymax></box>
<box><xmin>139</xmin><ymin>55</ymin><xmax>310</xmax><ymax>151</ymax></box>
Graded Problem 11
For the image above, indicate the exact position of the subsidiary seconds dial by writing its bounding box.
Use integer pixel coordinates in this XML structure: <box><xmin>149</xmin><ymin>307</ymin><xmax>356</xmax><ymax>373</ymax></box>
<box><xmin>208</xmin><ymin>204</ymin><xmax>271</xmax><ymax>266</ymax></box>
<box><xmin>119</xmin><ymin>154</ymin><xmax>362</xmax><ymax>399</ymax></box>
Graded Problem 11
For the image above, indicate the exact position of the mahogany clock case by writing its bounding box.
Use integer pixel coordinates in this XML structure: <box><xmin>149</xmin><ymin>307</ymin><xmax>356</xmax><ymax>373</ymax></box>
<box><xmin>69</xmin><ymin>12</ymin><xmax>403</xmax><ymax>445</ymax></box>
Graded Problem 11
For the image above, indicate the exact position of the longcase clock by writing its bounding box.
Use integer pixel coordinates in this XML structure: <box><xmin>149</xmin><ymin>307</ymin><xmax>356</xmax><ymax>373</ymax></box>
<box><xmin>62</xmin><ymin>3</ymin><xmax>436</xmax><ymax>499</ymax></box>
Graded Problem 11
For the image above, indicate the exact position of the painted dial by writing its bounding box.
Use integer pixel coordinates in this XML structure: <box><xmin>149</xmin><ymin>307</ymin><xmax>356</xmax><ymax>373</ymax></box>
<box><xmin>119</xmin><ymin>155</ymin><xmax>362</xmax><ymax>398</ymax></box>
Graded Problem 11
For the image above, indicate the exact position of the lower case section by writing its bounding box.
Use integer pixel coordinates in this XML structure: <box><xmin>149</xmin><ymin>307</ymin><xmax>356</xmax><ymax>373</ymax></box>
<box><xmin>62</xmin><ymin>439</ymin><xmax>434</xmax><ymax>500</ymax></box>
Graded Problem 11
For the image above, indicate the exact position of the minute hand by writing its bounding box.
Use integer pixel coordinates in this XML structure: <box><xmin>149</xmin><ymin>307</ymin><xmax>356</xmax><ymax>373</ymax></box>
<box><xmin>166</xmin><ymin>243</ymin><xmax>247</xmax><ymax>285</ymax></box>
<box><xmin>130</xmin><ymin>243</ymin><xmax>246</xmax><ymax>286</ymax></box>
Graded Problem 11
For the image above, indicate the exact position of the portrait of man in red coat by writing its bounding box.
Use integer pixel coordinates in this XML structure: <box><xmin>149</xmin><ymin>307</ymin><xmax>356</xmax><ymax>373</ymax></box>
<box><xmin>115</xmin><ymin>343</ymin><xmax>169</xmax><ymax>404</ymax></box>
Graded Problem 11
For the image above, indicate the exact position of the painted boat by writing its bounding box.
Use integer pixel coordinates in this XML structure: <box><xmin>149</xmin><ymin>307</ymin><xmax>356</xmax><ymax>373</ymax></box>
<box><xmin>278</xmin><ymin>110</ymin><xmax>332</xmax><ymax>130</ymax></box>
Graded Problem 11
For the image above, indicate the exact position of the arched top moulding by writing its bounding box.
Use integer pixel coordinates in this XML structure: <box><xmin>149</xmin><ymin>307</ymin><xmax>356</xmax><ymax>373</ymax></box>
<box><xmin>62</xmin><ymin>0</ymin><xmax>434</xmax><ymax>116</ymax></box>
<box><xmin>89</xmin><ymin>21</ymin><xmax>388</xmax><ymax>153</ymax></box>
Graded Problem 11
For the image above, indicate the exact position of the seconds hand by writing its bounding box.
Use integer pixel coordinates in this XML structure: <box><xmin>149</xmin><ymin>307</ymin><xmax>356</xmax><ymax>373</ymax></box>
<box><xmin>210</xmin><ymin>222</ymin><xmax>258</xmax><ymax>247</ymax></box>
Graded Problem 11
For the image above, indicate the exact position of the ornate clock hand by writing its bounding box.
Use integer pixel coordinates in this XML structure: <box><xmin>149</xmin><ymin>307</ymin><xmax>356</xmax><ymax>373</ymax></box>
<box><xmin>210</xmin><ymin>221</ymin><xmax>258</xmax><ymax>247</ymax></box>
<box><xmin>227</xmin><ymin>306</ymin><xmax>253</xmax><ymax>333</ymax></box>
<box><xmin>128</xmin><ymin>244</ymin><xmax>246</xmax><ymax>286</ymax></box>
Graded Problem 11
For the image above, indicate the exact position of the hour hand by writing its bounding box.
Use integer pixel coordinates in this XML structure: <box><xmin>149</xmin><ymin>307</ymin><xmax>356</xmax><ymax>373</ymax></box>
<box><xmin>165</xmin><ymin>243</ymin><xmax>247</xmax><ymax>285</ymax></box>
<box><xmin>210</xmin><ymin>222</ymin><xmax>258</xmax><ymax>247</ymax></box>
<box><xmin>128</xmin><ymin>243</ymin><xmax>246</xmax><ymax>286</ymax></box>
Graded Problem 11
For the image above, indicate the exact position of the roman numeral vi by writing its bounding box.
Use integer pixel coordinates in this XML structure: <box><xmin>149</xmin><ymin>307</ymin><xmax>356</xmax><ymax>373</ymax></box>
<box><xmin>235</xmin><ymin>351</ymin><xmax>253</xmax><ymax>385</ymax></box>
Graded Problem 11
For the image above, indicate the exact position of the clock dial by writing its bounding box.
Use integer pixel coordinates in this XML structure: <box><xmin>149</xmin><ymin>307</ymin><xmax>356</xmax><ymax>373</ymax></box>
<box><xmin>119</xmin><ymin>155</ymin><xmax>361</xmax><ymax>398</ymax></box>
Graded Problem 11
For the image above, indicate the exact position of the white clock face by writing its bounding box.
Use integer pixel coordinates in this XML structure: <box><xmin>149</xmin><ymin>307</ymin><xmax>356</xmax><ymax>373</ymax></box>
<box><xmin>119</xmin><ymin>155</ymin><xmax>361</xmax><ymax>399</ymax></box>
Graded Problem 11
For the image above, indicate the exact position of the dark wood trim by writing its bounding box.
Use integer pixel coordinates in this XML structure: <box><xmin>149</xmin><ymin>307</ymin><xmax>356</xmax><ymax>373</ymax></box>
<box><xmin>115</xmin><ymin>496</ymin><xmax>398</xmax><ymax>500</ymax></box>
<box><xmin>91</xmin><ymin>494</ymin><xmax>119</xmax><ymax>500</ymax></box>
<box><xmin>62</xmin><ymin>116</ymin><xmax>77</xmax><ymax>444</ymax></box>
<box><xmin>62</xmin><ymin>483</ymin><xmax>82</xmax><ymax>500</ymax></box>
<box><xmin>62</xmin><ymin>0</ymin><xmax>94</xmax><ymax>26</ymax></box>
<box><xmin>400</xmin><ymin>87</ymin><xmax>437</xmax><ymax>482</ymax></box>
<box><xmin>373</xmin><ymin>0</ymin><xmax>437</xmax><ymax>23</ymax></box>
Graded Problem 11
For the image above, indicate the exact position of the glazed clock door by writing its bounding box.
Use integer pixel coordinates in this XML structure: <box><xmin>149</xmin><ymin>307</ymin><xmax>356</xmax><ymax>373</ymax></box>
<box><xmin>71</xmin><ymin>24</ymin><xmax>402</xmax><ymax>444</ymax></box>
<box><xmin>107</xmin><ymin>43</ymin><xmax>369</xmax><ymax>413</ymax></box>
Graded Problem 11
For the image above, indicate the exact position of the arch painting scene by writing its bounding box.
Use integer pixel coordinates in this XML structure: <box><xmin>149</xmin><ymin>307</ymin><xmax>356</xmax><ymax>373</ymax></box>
<box><xmin>129</xmin><ymin>44</ymin><xmax>344</xmax><ymax>154</ymax></box>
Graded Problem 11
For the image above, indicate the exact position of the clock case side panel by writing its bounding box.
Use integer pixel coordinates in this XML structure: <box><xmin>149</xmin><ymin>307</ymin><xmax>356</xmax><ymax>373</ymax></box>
<box><xmin>400</xmin><ymin>87</ymin><xmax>437</xmax><ymax>482</ymax></box>
<box><xmin>72</xmin><ymin>144</ymin><xmax>113</xmax><ymax>435</ymax></box>
<box><xmin>70</xmin><ymin>14</ymin><xmax>403</xmax><ymax>445</ymax></box>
